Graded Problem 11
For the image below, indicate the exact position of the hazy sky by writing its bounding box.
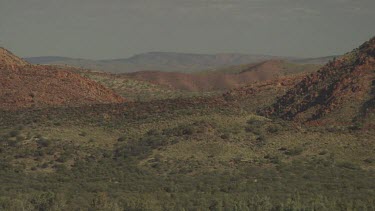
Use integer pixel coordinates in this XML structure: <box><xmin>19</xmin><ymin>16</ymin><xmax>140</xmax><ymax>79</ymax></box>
<box><xmin>1</xmin><ymin>0</ymin><xmax>374</xmax><ymax>59</ymax></box>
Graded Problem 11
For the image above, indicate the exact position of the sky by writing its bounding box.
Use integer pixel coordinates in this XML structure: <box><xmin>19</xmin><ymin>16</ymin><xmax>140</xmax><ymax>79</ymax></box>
<box><xmin>0</xmin><ymin>0</ymin><xmax>374</xmax><ymax>59</ymax></box>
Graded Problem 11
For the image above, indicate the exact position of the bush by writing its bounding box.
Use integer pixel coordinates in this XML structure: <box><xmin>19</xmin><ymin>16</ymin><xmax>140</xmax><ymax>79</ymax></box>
<box><xmin>30</xmin><ymin>192</ymin><xmax>56</xmax><ymax>211</ymax></box>
<box><xmin>264</xmin><ymin>154</ymin><xmax>281</xmax><ymax>164</ymax></box>
<box><xmin>336</xmin><ymin>161</ymin><xmax>360</xmax><ymax>170</ymax></box>
<box><xmin>319</xmin><ymin>150</ymin><xmax>328</xmax><ymax>155</ymax></box>
<box><xmin>251</xmin><ymin>135</ymin><xmax>267</xmax><ymax>147</ymax></box>
<box><xmin>146</xmin><ymin>129</ymin><xmax>159</xmax><ymax>136</ymax></box>
<box><xmin>267</xmin><ymin>125</ymin><xmax>281</xmax><ymax>133</ymax></box>
<box><xmin>6</xmin><ymin>140</ymin><xmax>18</xmax><ymax>147</ymax></box>
<box><xmin>278</xmin><ymin>147</ymin><xmax>287</xmax><ymax>151</ymax></box>
<box><xmin>37</xmin><ymin>138</ymin><xmax>51</xmax><ymax>148</ymax></box>
<box><xmin>16</xmin><ymin>136</ymin><xmax>25</xmax><ymax>141</ymax></box>
<box><xmin>364</xmin><ymin>158</ymin><xmax>374</xmax><ymax>163</ymax></box>
<box><xmin>40</xmin><ymin>163</ymin><xmax>49</xmax><ymax>169</ymax></box>
<box><xmin>245</xmin><ymin>126</ymin><xmax>254</xmax><ymax>133</ymax></box>
<box><xmin>56</xmin><ymin>156</ymin><xmax>67</xmax><ymax>163</ymax></box>
<box><xmin>220</xmin><ymin>133</ymin><xmax>230</xmax><ymax>140</ymax></box>
<box><xmin>182</xmin><ymin>126</ymin><xmax>195</xmax><ymax>135</ymax></box>
<box><xmin>117</xmin><ymin>136</ymin><xmax>126</xmax><ymax>142</ymax></box>
<box><xmin>285</xmin><ymin>147</ymin><xmax>303</xmax><ymax>156</ymax></box>
<box><xmin>163</xmin><ymin>121</ymin><xmax>214</xmax><ymax>137</ymax></box>
<box><xmin>246</xmin><ymin>118</ymin><xmax>264</xmax><ymax>127</ymax></box>
<box><xmin>79</xmin><ymin>132</ymin><xmax>87</xmax><ymax>137</ymax></box>
<box><xmin>349</xmin><ymin>122</ymin><xmax>363</xmax><ymax>130</ymax></box>
<box><xmin>232</xmin><ymin>155</ymin><xmax>243</xmax><ymax>163</ymax></box>
<box><xmin>9</xmin><ymin>130</ymin><xmax>20</xmax><ymax>137</ymax></box>
<box><xmin>53</xmin><ymin>122</ymin><xmax>61</xmax><ymax>126</ymax></box>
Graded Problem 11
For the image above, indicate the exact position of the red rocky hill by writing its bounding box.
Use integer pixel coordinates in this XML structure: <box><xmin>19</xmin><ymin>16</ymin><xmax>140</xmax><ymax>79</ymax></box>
<box><xmin>0</xmin><ymin>48</ymin><xmax>125</xmax><ymax>110</ymax></box>
<box><xmin>261</xmin><ymin>37</ymin><xmax>375</xmax><ymax>126</ymax></box>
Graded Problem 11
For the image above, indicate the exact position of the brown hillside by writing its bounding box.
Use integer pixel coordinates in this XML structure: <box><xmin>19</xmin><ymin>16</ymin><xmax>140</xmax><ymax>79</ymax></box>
<box><xmin>261</xmin><ymin>36</ymin><xmax>375</xmax><ymax>126</ymax></box>
<box><xmin>0</xmin><ymin>48</ymin><xmax>125</xmax><ymax>110</ymax></box>
<box><xmin>125</xmin><ymin>60</ymin><xmax>320</xmax><ymax>92</ymax></box>
<box><xmin>0</xmin><ymin>48</ymin><xmax>29</xmax><ymax>70</ymax></box>
<box><xmin>222</xmin><ymin>75</ymin><xmax>306</xmax><ymax>112</ymax></box>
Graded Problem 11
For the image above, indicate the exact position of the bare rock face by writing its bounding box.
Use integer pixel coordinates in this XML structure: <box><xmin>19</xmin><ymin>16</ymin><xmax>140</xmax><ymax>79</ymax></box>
<box><xmin>0</xmin><ymin>48</ymin><xmax>125</xmax><ymax>110</ymax></box>
<box><xmin>261</xmin><ymin>36</ymin><xmax>375</xmax><ymax>126</ymax></box>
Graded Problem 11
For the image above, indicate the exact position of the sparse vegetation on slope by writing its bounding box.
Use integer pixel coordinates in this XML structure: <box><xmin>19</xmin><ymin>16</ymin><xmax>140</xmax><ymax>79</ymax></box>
<box><xmin>79</xmin><ymin>71</ymin><xmax>218</xmax><ymax>101</ymax></box>
<box><xmin>262</xmin><ymin>36</ymin><xmax>375</xmax><ymax>127</ymax></box>
<box><xmin>0</xmin><ymin>49</ymin><xmax>125</xmax><ymax>110</ymax></box>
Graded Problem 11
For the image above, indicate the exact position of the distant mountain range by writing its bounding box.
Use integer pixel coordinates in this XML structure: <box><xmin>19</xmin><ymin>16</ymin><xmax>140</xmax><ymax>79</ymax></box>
<box><xmin>24</xmin><ymin>52</ymin><xmax>336</xmax><ymax>73</ymax></box>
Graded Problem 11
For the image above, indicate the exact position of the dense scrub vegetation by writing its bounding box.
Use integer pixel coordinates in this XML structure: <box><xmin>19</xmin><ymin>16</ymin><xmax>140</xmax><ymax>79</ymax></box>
<box><xmin>0</xmin><ymin>102</ymin><xmax>374</xmax><ymax>210</ymax></box>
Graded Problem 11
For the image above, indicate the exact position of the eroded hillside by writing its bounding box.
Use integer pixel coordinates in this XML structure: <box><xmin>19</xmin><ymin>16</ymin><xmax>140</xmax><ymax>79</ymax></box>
<box><xmin>261</xmin><ymin>37</ymin><xmax>375</xmax><ymax>126</ymax></box>
<box><xmin>0</xmin><ymin>48</ymin><xmax>125</xmax><ymax>110</ymax></box>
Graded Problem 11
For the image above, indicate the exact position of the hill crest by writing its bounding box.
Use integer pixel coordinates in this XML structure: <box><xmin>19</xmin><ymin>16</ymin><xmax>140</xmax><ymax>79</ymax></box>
<box><xmin>261</xmin><ymin>36</ymin><xmax>375</xmax><ymax>126</ymax></box>
<box><xmin>0</xmin><ymin>48</ymin><xmax>125</xmax><ymax>110</ymax></box>
<box><xmin>0</xmin><ymin>47</ymin><xmax>29</xmax><ymax>70</ymax></box>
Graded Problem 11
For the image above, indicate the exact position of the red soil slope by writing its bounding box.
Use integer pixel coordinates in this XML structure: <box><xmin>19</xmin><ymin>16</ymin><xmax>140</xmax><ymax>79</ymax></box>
<box><xmin>0</xmin><ymin>48</ymin><xmax>125</xmax><ymax>110</ymax></box>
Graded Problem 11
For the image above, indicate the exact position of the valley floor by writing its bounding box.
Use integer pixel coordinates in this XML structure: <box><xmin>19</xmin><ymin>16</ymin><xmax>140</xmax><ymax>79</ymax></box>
<box><xmin>0</xmin><ymin>99</ymin><xmax>374</xmax><ymax>210</ymax></box>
